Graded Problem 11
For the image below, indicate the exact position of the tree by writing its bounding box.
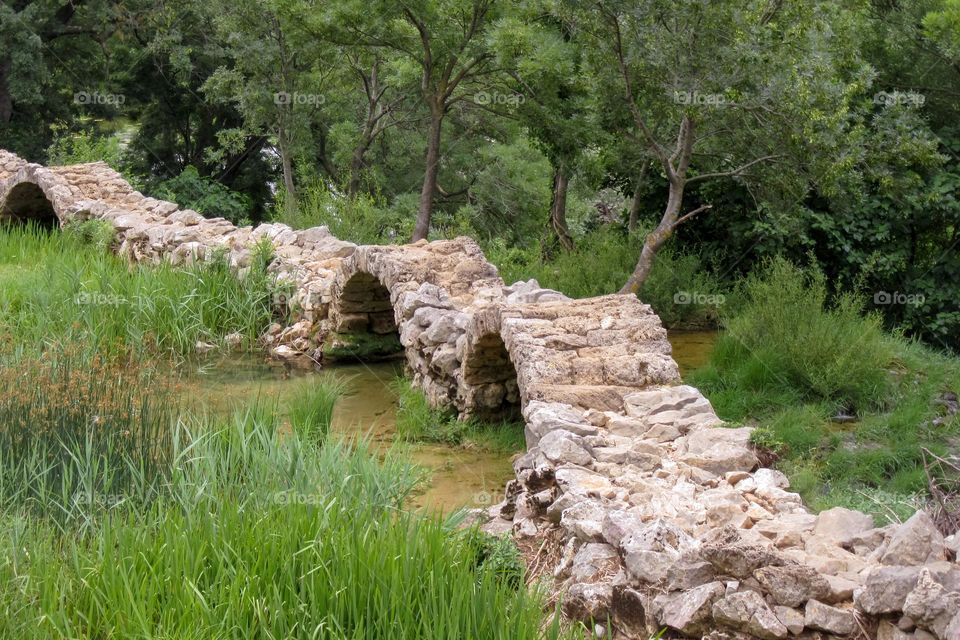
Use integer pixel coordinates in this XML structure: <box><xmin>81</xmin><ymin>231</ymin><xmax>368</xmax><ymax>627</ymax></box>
<box><xmin>564</xmin><ymin>0</ymin><xmax>869</xmax><ymax>293</ymax></box>
<box><xmin>490</xmin><ymin>7</ymin><xmax>597</xmax><ymax>252</ymax></box>
<box><xmin>0</xmin><ymin>0</ymin><xmax>116</xmax><ymax>158</ymax></box>
<box><xmin>323</xmin><ymin>0</ymin><xmax>502</xmax><ymax>241</ymax></box>
<box><xmin>202</xmin><ymin>0</ymin><xmax>339</xmax><ymax>212</ymax></box>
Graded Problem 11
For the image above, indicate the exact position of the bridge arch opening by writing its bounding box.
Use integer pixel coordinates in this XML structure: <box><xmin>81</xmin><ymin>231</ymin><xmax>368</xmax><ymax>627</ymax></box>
<box><xmin>462</xmin><ymin>332</ymin><xmax>521</xmax><ymax>421</ymax></box>
<box><xmin>326</xmin><ymin>271</ymin><xmax>403</xmax><ymax>361</ymax></box>
<box><xmin>0</xmin><ymin>182</ymin><xmax>59</xmax><ymax>228</ymax></box>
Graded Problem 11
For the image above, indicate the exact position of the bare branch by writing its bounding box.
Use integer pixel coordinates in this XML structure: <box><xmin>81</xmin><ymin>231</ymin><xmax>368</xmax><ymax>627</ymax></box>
<box><xmin>671</xmin><ymin>204</ymin><xmax>713</xmax><ymax>230</ymax></box>
<box><xmin>686</xmin><ymin>154</ymin><xmax>782</xmax><ymax>185</ymax></box>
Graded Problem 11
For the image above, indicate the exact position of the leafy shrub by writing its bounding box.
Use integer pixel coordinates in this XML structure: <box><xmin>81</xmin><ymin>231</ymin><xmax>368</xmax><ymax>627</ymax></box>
<box><xmin>153</xmin><ymin>166</ymin><xmax>253</xmax><ymax>225</ymax></box>
<box><xmin>47</xmin><ymin>128</ymin><xmax>127</xmax><ymax>169</ymax></box>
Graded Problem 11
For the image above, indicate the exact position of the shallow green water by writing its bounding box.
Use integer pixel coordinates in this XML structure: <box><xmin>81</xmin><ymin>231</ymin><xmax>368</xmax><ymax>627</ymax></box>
<box><xmin>669</xmin><ymin>329</ymin><xmax>719</xmax><ymax>377</ymax></box>
<box><xmin>176</xmin><ymin>355</ymin><xmax>515</xmax><ymax>513</ymax></box>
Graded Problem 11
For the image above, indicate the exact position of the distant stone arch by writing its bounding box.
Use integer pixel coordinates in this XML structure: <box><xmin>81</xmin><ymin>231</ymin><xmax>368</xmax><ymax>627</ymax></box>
<box><xmin>332</xmin><ymin>270</ymin><xmax>398</xmax><ymax>336</ymax></box>
<box><xmin>0</xmin><ymin>181</ymin><xmax>59</xmax><ymax>228</ymax></box>
<box><xmin>326</xmin><ymin>268</ymin><xmax>403</xmax><ymax>361</ymax></box>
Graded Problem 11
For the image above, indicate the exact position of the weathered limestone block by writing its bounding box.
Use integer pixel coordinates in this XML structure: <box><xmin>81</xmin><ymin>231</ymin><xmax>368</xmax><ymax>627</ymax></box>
<box><xmin>621</xmin><ymin>519</ymin><xmax>697</xmax><ymax>584</ymax></box>
<box><xmin>882</xmin><ymin>511</ymin><xmax>949</xmax><ymax>566</ymax></box>
<box><xmin>754</xmin><ymin>564</ymin><xmax>832</xmax><ymax>608</ymax></box>
<box><xmin>803</xmin><ymin>599</ymin><xmax>856</xmax><ymax>636</ymax></box>
<box><xmin>712</xmin><ymin>590</ymin><xmax>788</xmax><ymax>639</ymax></box>
<box><xmin>681</xmin><ymin>427</ymin><xmax>759</xmax><ymax>475</ymax></box>
<box><xmin>654</xmin><ymin>581</ymin><xmax>726</xmax><ymax>637</ymax></box>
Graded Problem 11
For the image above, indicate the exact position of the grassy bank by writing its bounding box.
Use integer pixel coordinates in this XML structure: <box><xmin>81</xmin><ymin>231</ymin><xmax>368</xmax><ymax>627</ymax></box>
<box><xmin>0</xmin><ymin>222</ymin><xmax>279</xmax><ymax>357</ymax></box>
<box><xmin>690</xmin><ymin>259</ymin><xmax>960</xmax><ymax>523</ymax></box>
<box><xmin>0</xmin><ymin>351</ymin><xmax>564</xmax><ymax>639</ymax></box>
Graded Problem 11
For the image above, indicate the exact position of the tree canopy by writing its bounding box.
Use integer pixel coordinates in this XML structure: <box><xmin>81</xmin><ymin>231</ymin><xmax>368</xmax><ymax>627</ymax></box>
<box><xmin>1</xmin><ymin>0</ymin><xmax>957</xmax><ymax>348</ymax></box>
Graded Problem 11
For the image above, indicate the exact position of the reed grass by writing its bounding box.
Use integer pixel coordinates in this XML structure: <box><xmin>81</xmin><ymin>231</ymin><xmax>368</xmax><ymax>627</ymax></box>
<box><xmin>393</xmin><ymin>378</ymin><xmax>526</xmax><ymax>453</ymax></box>
<box><xmin>0</xmin><ymin>354</ymin><xmax>565</xmax><ymax>639</ymax></box>
<box><xmin>288</xmin><ymin>375</ymin><xmax>348</xmax><ymax>442</ymax></box>
<box><xmin>0</xmin><ymin>223</ymin><xmax>279</xmax><ymax>357</ymax></box>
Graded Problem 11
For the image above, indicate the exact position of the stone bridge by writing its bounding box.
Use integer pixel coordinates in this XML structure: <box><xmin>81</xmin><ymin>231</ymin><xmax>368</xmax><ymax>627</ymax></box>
<box><xmin>2</xmin><ymin>149</ymin><xmax>957</xmax><ymax>640</ymax></box>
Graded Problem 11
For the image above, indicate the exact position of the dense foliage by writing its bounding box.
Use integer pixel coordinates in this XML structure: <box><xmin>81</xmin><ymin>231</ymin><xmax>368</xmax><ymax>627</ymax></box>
<box><xmin>690</xmin><ymin>260</ymin><xmax>960</xmax><ymax>523</ymax></box>
<box><xmin>0</xmin><ymin>0</ymin><xmax>956</xmax><ymax>348</ymax></box>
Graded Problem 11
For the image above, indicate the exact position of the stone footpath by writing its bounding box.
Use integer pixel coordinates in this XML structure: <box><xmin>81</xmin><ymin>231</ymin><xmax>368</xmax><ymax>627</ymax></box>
<box><xmin>2</xmin><ymin>150</ymin><xmax>958</xmax><ymax>639</ymax></box>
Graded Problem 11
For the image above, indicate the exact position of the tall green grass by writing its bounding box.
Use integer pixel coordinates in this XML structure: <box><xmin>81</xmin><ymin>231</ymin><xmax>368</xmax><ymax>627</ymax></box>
<box><xmin>691</xmin><ymin>257</ymin><xmax>896</xmax><ymax>415</ymax></box>
<box><xmin>288</xmin><ymin>375</ymin><xmax>347</xmax><ymax>442</ymax></box>
<box><xmin>0</xmin><ymin>357</ymin><xmax>564</xmax><ymax>639</ymax></box>
<box><xmin>0</xmin><ymin>223</ymin><xmax>280</xmax><ymax>357</ymax></box>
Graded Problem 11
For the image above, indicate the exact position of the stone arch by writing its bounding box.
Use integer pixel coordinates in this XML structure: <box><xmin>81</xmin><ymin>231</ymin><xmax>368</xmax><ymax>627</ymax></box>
<box><xmin>460</xmin><ymin>330</ymin><xmax>521</xmax><ymax>420</ymax></box>
<box><xmin>326</xmin><ymin>268</ymin><xmax>404</xmax><ymax>361</ymax></box>
<box><xmin>333</xmin><ymin>270</ymin><xmax>398</xmax><ymax>335</ymax></box>
<box><xmin>0</xmin><ymin>181</ymin><xmax>60</xmax><ymax>228</ymax></box>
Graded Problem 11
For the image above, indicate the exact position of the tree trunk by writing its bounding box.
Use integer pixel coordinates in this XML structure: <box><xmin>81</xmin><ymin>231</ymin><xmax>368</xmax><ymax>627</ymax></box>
<box><xmin>620</xmin><ymin>178</ymin><xmax>685</xmax><ymax>295</ymax></box>
<box><xmin>348</xmin><ymin>62</ymin><xmax>384</xmax><ymax>197</ymax></box>
<box><xmin>549</xmin><ymin>163</ymin><xmax>574</xmax><ymax>251</ymax></box>
<box><xmin>347</xmin><ymin>146</ymin><xmax>366</xmax><ymax>197</ymax></box>
<box><xmin>0</xmin><ymin>57</ymin><xmax>12</xmax><ymax>123</ymax></box>
<box><xmin>412</xmin><ymin>104</ymin><xmax>443</xmax><ymax>242</ymax></box>
<box><xmin>278</xmin><ymin>129</ymin><xmax>297</xmax><ymax>214</ymax></box>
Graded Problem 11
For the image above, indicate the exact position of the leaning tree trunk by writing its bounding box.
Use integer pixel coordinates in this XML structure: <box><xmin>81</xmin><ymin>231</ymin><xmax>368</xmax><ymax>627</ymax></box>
<box><xmin>412</xmin><ymin>105</ymin><xmax>443</xmax><ymax>242</ymax></box>
<box><xmin>620</xmin><ymin>178</ymin><xmax>685</xmax><ymax>295</ymax></box>
<box><xmin>549</xmin><ymin>164</ymin><xmax>574</xmax><ymax>251</ymax></box>
<box><xmin>347</xmin><ymin>145</ymin><xmax>367</xmax><ymax>197</ymax></box>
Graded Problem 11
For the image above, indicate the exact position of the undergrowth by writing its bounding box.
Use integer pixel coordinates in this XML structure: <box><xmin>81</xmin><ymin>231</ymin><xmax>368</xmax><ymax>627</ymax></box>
<box><xmin>485</xmin><ymin>227</ymin><xmax>727</xmax><ymax>328</ymax></box>
<box><xmin>689</xmin><ymin>258</ymin><xmax>960</xmax><ymax>523</ymax></box>
<box><xmin>0</xmin><ymin>223</ymin><xmax>280</xmax><ymax>357</ymax></box>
